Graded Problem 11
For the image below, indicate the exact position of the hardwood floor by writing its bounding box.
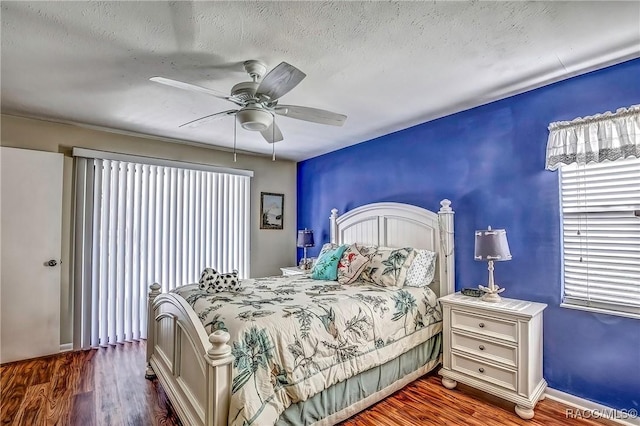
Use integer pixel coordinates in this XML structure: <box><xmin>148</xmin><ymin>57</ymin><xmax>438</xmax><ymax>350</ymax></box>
<box><xmin>0</xmin><ymin>342</ymin><xmax>617</xmax><ymax>426</ymax></box>
<box><xmin>1</xmin><ymin>342</ymin><xmax>179</xmax><ymax>426</ymax></box>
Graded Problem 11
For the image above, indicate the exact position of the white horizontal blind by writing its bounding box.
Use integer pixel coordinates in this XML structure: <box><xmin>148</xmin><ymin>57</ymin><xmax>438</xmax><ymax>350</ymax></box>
<box><xmin>74</xmin><ymin>157</ymin><xmax>250</xmax><ymax>348</ymax></box>
<box><xmin>560</xmin><ymin>157</ymin><xmax>640</xmax><ymax>316</ymax></box>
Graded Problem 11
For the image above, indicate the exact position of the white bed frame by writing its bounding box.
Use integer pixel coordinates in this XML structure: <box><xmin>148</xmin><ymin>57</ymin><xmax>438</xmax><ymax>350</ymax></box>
<box><xmin>146</xmin><ymin>200</ymin><xmax>455</xmax><ymax>426</ymax></box>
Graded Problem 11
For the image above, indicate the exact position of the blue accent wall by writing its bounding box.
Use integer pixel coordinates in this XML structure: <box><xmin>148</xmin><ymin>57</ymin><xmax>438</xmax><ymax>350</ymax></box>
<box><xmin>297</xmin><ymin>58</ymin><xmax>640</xmax><ymax>410</ymax></box>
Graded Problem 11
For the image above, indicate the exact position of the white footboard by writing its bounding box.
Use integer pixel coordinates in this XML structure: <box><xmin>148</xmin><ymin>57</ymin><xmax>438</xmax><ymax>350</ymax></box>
<box><xmin>146</xmin><ymin>283</ymin><xmax>234</xmax><ymax>426</ymax></box>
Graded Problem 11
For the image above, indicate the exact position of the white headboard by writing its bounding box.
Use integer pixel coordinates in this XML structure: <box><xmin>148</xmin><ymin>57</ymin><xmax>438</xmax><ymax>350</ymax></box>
<box><xmin>329</xmin><ymin>200</ymin><xmax>455</xmax><ymax>297</ymax></box>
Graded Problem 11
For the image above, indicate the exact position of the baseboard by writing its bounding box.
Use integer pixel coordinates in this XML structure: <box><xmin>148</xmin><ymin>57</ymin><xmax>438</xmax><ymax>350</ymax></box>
<box><xmin>545</xmin><ymin>388</ymin><xmax>639</xmax><ymax>426</ymax></box>
<box><xmin>59</xmin><ymin>343</ymin><xmax>73</xmax><ymax>352</ymax></box>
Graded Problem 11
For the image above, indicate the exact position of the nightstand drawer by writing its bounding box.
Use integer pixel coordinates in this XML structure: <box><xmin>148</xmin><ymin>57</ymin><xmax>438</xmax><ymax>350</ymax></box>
<box><xmin>451</xmin><ymin>331</ymin><xmax>517</xmax><ymax>367</ymax></box>
<box><xmin>451</xmin><ymin>310</ymin><xmax>517</xmax><ymax>343</ymax></box>
<box><xmin>451</xmin><ymin>353</ymin><xmax>517</xmax><ymax>392</ymax></box>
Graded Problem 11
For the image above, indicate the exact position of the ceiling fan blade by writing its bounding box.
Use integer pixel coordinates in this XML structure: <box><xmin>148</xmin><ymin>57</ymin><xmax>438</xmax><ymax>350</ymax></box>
<box><xmin>256</xmin><ymin>62</ymin><xmax>306</xmax><ymax>101</ymax></box>
<box><xmin>150</xmin><ymin>76</ymin><xmax>230</xmax><ymax>100</ymax></box>
<box><xmin>274</xmin><ymin>105</ymin><xmax>347</xmax><ymax>126</ymax></box>
<box><xmin>179</xmin><ymin>110</ymin><xmax>237</xmax><ymax>128</ymax></box>
<box><xmin>260</xmin><ymin>122</ymin><xmax>284</xmax><ymax>144</ymax></box>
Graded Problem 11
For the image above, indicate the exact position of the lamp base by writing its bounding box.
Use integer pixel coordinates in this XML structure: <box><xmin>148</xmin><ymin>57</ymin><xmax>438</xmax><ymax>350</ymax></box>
<box><xmin>481</xmin><ymin>291</ymin><xmax>503</xmax><ymax>303</ymax></box>
<box><xmin>299</xmin><ymin>258</ymin><xmax>313</xmax><ymax>270</ymax></box>
<box><xmin>478</xmin><ymin>260</ymin><xmax>506</xmax><ymax>303</ymax></box>
<box><xmin>478</xmin><ymin>284</ymin><xmax>505</xmax><ymax>303</ymax></box>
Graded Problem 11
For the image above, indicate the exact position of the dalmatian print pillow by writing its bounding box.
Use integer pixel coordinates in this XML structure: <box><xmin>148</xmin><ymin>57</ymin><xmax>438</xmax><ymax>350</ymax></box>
<box><xmin>198</xmin><ymin>268</ymin><xmax>220</xmax><ymax>293</ymax></box>
<box><xmin>215</xmin><ymin>270</ymin><xmax>242</xmax><ymax>293</ymax></box>
<box><xmin>199</xmin><ymin>268</ymin><xmax>241</xmax><ymax>293</ymax></box>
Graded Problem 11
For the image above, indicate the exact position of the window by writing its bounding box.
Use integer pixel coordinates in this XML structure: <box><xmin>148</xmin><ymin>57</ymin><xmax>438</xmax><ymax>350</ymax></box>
<box><xmin>72</xmin><ymin>149</ymin><xmax>252</xmax><ymax>347</ymax></box>
<box><xmin>559</xmin><ymin>157</ymin><xmax>640</xmax><ymax>318</ymax></box>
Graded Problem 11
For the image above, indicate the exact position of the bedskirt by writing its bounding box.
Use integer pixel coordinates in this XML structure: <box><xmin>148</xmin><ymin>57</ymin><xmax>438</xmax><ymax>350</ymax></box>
<box><xmin>277</xmin><ymin>332</ymin><xmax>442</xmax><ymax>426</ymax></box>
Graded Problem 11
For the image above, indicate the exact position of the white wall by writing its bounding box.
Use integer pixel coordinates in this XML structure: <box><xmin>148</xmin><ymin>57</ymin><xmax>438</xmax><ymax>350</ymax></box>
<box><xmin>0</xmin><ymin>114</ymin><xmax>297</xmax><ymax>347</ymax></box>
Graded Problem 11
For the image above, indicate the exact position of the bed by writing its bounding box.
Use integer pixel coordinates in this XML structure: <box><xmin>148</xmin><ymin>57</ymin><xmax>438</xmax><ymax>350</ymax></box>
<box><xmin>145</xmin><ymin>200</ymin><xmax>456</xmax><ymax>426</ymax></box>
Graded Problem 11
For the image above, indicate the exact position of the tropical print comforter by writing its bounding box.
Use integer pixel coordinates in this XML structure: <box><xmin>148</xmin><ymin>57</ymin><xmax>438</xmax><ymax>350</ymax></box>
<box><xmin>172</xmin><ymin>274</ymin><xmax>443</xmax><ymax>426</ymax></box>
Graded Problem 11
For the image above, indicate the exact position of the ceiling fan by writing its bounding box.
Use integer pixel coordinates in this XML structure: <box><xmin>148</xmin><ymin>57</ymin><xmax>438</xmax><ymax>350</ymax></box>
<box><xmin>150</xmin><ymin>60</ymin><xmax>347</xmax><ymax>143</ymax></box>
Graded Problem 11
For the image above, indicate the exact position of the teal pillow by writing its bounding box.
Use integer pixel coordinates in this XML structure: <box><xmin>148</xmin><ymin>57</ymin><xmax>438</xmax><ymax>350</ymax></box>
<box><xmin>311</xmin><ymin>244</ymin><xmax>348</xmax><ymax>281</ymax></box>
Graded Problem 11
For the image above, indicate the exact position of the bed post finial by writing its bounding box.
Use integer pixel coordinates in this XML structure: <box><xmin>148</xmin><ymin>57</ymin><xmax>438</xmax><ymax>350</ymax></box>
<box><xmin>439</xmin><ymin>199</ymin><xmax>452</xmax><ymax>213</ymax></box>
<box><xmin>146</xmin><ymin>283</ymin><xmax>162</xmax><ymax>379</ymax></box>
<box><xmin>207</xmin><ymin>330</ymin><xmax>232</xmax><ymax>360</ymax></box>
<box><xmin>149</xmin><ymin>282</ymin><xmax>162</xmax><ymax>297</ymax></box>
<box><xmin>330</xmin><ymin>208</ymin><xmax>339</xmax><ymax>245</ymax></box>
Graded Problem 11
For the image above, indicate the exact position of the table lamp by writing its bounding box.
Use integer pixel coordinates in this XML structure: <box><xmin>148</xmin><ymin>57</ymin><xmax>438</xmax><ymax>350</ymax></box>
<box><xmin>475</xmin><ymin>226</ymin><xmax>511</xmax><ymax>302</ymax></box>
<box><xmin>297</xmin><ymin>229</ymin><xmax>315</xmax><ymax>269</ymax></box>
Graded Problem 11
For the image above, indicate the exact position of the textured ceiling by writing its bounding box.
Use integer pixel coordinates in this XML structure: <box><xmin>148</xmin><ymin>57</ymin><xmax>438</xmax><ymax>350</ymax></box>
<box><xmin>2</xmin><ymin>1</ymin><xmax>639</xmax><ymax>161</ymax></box>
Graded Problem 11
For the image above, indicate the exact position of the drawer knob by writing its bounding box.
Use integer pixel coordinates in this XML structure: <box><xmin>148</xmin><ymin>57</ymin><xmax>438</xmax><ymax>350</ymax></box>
<box><xmin>479</xmin><ymin>345</ymin><xmax>485</xmax><ymax>351</ymax></box>
<box><xmin>478</xmin><ymin>367</ymin><xmax>485</xmax><ymax>373</ymax></box>
<box><xmin>478</xmin><ymin>322</ymin><xmax>485</xmax><ymax>328</ymax></box>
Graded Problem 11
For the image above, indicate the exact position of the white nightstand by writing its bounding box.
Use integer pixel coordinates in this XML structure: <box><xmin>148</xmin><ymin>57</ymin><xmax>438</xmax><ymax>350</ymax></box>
<box><xmin>280</xmin><ymin>266</ymin><xmax>307</xmax><ymax>276</ymax></box>
<box><xmin>438</xmin><ymin>292</ymin><xmax>547</xmax><ymax>420</ymax></box>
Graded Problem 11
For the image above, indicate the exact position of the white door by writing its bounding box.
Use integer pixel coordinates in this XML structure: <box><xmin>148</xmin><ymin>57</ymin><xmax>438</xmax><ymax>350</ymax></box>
<box><xmin>1</xmin><ymin>147</ymin><xmax>63</xmax><ymax>363</ymax></box>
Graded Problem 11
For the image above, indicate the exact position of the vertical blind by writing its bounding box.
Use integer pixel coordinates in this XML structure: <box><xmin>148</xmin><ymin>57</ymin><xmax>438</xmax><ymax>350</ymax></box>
<box><xmin>560</xmin><ymin>157</ymin><xmax>640</xmax><ymax>316</ymax></box>
<box><xmin>73</xmin><ymin>153</ymin><xmax>251</xmax><ymax>348</ymax></box>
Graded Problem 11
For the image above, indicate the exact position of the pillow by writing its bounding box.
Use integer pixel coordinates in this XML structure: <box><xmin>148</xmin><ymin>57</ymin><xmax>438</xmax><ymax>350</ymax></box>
<box><xmin>312</xmin><ymin>244</ymin><xmax>348</xmax><ymax>281</ymax></box>
<box><xmin>317</xmin><ymin>242</ymin><xmax>338</xmax><ymax>258</ymax></box>
<box><xmin>369</xmin><ymin>247</ymin><xmax>416</xmax><ymax>287</ymax></box>
<box><xmin>357</xmin><ymin>244</ymin><xmax>376</xmax><ymax>282</ymax></box>
<box><xmin>337</xmin><ymin>244</ymin><xmax>369</xmax><ymax>285</ymax></box>
<box><xmin>357</xmin><ymin>245</ymin><xmax>391</xmax><ymax>282</ymax></box>
<box><xmin>405</xmin><ymin>249</ymin><xmax>437</xmax><ymax>287</ymax></box>
<box><xmin>199</xmin><ymin>267</ymin><xmax>241</xmax><ymax>293</ymax></box>
<box><xmin>309</xmin><ymin>242</ymin><xmax>338</xmax><ymax>276</ymax></box>
<box><xmin>198</xmin><ymin>267</ymin><xmax>220</xmax><ymax>293</ymax></box>
<box><xmin>215</xmin><ymin>270</ymin><xmax>242</xmax><ymax>293</ymax></box>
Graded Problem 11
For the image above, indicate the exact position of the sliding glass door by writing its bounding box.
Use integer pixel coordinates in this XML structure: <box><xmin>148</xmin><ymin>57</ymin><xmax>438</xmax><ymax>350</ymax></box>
<box><xmin>73</xmin><ymin>150</ymin><xmax>251</xmax><ymax>348</ymax></box>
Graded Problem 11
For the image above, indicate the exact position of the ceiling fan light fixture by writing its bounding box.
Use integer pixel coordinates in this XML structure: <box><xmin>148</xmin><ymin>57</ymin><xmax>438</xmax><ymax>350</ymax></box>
<box><xmin>154</xmin><ymin>59</ymin><xmax>347</xmax><ymax>143</ymax></box>
<box><xmin>237</xmin><ymin>107</ymin><xmax>273</xmax><ymax>131</ymax></box>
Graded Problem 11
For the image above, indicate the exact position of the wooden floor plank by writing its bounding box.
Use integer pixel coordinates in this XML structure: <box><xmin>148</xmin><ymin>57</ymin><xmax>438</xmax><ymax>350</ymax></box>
<box><xmin>76</xmin><ymin>349</ymin><xmax>95</xmax><ymax>394</ymax></box>
<box><xmin>116</xmin><ymin>341</ymin><xmax>155</xmax><ymax>424</ymax></box>
<box><xmin>26</xmin><ymin>356</ymin><xmax>55</xmax><ymax>387</ymax></box>
<box><xmin>0</xmin><ymin>341</ymin><xmax>619</xmax><ymax>426</ymax></box>
<box><xmin>11</xmin><ymin>383</ymin><xmax>50</xmax><ymax>426</ymax></box>
<box><xmin>0</xmin><ymin>363</ymin><xmax>30</xmax><ymax>425</ymax></box>
<box><xmin>69</xmin><ymin>391</ymin><xmax>96</xmax><ymax>426</ymax></box>
<box><xmin>45</xmin><ymin>355</ymin><xmax>74</xmax><ymax>426</ymax></box>
<box><xmin>94</xmin><ymin>347</ymin><xmax>124</xmax><ymax>426</ymax></box>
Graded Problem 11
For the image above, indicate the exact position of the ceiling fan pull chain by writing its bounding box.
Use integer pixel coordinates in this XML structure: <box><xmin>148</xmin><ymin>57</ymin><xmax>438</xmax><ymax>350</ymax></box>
<box><xmin>272</xmin><ymin>117</ymin><xmax>276</xmax><ymax>161</ymax></box>
<box><xmin>233</xmin><ymin>116</ymin><xmax>237</xmax><ymax>162</ymax></box>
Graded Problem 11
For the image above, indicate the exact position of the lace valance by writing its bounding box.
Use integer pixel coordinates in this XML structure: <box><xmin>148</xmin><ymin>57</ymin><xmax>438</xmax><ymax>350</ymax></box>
<box><xmin>545</xmin><ymin>105</ymin><xmax>640</xmax><ymax>170</ymax></box>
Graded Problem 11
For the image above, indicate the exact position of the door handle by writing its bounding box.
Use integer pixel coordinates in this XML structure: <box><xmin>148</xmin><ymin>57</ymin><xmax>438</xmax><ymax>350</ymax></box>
<box><xmin>46</xmin><ymin>259</ymin><xmax>58</xmax><ymax>267</ymax></box>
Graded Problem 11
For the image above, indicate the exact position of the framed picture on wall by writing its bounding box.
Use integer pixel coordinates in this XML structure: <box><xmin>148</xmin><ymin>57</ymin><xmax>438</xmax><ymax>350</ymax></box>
<box><xmin>260</xmin><ymin>192</ymin><xmax>284</xmax><ymax>230</ymax></box>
